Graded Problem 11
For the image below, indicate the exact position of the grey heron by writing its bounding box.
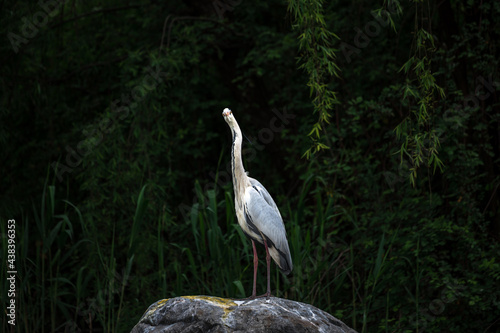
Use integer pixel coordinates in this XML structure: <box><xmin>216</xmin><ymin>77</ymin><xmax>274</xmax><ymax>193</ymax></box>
<box><xmin>222</xmin><ymin>108</ymin><xmax>293</xmax><ymax>299</ymax></box>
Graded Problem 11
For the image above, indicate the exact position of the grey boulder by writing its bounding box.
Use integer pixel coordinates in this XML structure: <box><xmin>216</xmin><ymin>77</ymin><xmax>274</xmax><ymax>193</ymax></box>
<box><xmin>130</xmin><ymin>295</ymin><xmax>357</xmax><ymax>333</ymax></box>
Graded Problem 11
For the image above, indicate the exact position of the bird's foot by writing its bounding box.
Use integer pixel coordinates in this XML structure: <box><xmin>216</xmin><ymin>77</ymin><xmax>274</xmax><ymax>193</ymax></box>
<box><xmin>257</xmin><ymin>292</ymin><xmax>272</xmax><ymax>300</ymax></box>
<box><xmin>242</xmin><ymin>292</ymin><xmax>271</xmax><ymax>300</ymax></box>
<box><xmin>240</xmin><ymin>294</ymin><xmax>257</xmax><ymax>300</ymax></box>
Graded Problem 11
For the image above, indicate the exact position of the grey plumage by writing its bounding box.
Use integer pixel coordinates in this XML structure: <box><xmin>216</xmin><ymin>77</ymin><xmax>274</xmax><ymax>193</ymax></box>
<box><xmin>222</xmin><ymin>107</ymin><xmax>292</xmax><ymax>298</ymax></box>
<box><xmin>245</xmin><ymin>177</ymin><xmax>293</xmax><ymax>274</ymax></box>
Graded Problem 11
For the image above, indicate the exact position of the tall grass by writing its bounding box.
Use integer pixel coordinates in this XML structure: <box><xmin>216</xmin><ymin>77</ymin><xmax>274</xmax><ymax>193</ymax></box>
<box><xmin>1</xmin><ymin>183</ymin><xmax>146</xmax><ymax>332</ymax></box>
<box><xmin>2</xmin><ymin>174</ymin><xmax>475</xmax><ymax>333</ymax></box>
<box><xmin>175</xmin><ymin>180</ymin><xmax>248</xmax><ymax>298</ymax></box>
<box><xmin>0</xmin><ymin>178</ymin><xmax>363</xmax><ymax>331</ymax></box>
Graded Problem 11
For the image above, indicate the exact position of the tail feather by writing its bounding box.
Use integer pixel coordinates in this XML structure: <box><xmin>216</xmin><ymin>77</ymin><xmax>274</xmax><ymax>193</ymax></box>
<box><xmin>270</xmin><ymin>246</ymin><xmax>293</xmax><ymax>275</ymax></box>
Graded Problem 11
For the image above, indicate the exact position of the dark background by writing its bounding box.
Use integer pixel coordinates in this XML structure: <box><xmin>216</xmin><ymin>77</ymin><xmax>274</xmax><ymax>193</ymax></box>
<box><xmin>1</xmin><ymin>0</ymin><xmax>499</xmax><ymax>332</ymax></box>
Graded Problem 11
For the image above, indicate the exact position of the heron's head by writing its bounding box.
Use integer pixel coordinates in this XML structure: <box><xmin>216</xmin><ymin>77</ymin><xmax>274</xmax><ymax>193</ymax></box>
<box><xmin>222</xmin><ymin>108</ymin><xmax>236</xmax><ymax>126</ymax></box>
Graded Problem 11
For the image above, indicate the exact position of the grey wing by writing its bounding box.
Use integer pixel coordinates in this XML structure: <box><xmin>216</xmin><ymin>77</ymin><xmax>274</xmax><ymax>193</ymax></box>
<box><xmin>244</xmin><ymin>178</ymin><xmax>293</xmax><ymax>275</ymax></box>
<box><xmin>248</xmin><ymin>178</ymin><xmax>282</xmax><ymax>220</ymax></box>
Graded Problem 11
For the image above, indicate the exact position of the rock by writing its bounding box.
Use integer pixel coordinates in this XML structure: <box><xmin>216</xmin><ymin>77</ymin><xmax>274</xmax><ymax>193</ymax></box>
<box><xmin>130</xmin><ymin>295</ymin><xmax>357</xmax><ymax>333</ymax></box>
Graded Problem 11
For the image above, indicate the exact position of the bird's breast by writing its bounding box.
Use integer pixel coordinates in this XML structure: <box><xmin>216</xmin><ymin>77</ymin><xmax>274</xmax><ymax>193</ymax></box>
<box><xmin>235</xmin><ymin>199</ymin><xmax>262</xmax><ymax>243</ymax></box>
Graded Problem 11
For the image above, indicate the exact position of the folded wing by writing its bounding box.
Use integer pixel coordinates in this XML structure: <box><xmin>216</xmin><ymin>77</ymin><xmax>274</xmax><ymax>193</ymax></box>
<box><xmin>243</xmin><ymin>178</ymin><xmax>293</xmax><ymax>275</ymax></box>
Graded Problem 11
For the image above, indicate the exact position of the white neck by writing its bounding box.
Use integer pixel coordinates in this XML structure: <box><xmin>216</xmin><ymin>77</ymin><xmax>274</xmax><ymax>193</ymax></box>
<box><xmin>229</xmin><ymin>120</ymin><xmax>249</xmax><ymax>208</ymax></box>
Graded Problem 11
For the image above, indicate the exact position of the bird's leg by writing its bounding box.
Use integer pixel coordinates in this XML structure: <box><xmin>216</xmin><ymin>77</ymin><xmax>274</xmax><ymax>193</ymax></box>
<box><xmin>251</xmin><ymin>239</ymin><xmax>258</xmax><ymax>298</ymax></box>
<box><xmin>263</xmin><ymin>238</ymin><xmax>272</xmax><ymax>299</ymax></box>
<box><xmin>243</xmin><ymin>239</ymin><xmax>272</xmax><ymax>300</ymax></box>
<box><xmin>251</xmin><ymin>238</ymin><xmax>272</xmax><ymax>299</ymax></box>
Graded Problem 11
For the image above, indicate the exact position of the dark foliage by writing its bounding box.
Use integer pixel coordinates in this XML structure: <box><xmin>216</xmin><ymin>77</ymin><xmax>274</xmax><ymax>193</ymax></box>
<box><xmin>1</xmin><ymin>0</ymin><xmax>499</xmax><ymax>332</ymax></box>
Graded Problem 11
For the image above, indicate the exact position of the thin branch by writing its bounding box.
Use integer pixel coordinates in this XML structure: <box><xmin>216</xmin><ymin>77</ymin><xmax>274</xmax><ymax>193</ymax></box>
<box><xmin>483</xmin><ymin>182</ymin><xmax>500</xmax><ymax>215</ymax></box>
<box><xmin>159</xmin><ymin>15</ymin><xmax>173</xmax><ymax>55</ymax></box>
